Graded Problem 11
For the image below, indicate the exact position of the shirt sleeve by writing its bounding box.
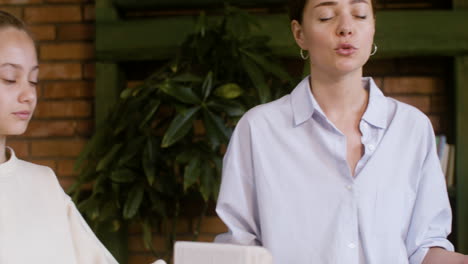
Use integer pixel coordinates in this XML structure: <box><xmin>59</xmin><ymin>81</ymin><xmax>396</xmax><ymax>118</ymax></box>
<box><xmin>406</xmin><ymin>118</ymin><xmax>454</xmax><ymax>264</ymax></box>
<box><xmin>215</xmin><ymin>115</ymin><xmax>261</xmax><ymax>245</ymax></box>
<box><xmin>64</xmin><ymin>193</ymin><xmax>119</xmax><ymax>264</ymax></box>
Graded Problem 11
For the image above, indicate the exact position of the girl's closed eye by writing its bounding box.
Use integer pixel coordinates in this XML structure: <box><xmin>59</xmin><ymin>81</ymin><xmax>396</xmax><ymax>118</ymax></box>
<box><xmin>319</xmin><ymin>17</ymin><xmax>333</xmax><ymax>22</ymax></box>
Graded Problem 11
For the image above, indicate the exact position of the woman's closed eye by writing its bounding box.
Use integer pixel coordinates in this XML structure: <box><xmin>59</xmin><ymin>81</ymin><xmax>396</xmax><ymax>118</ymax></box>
<box><xmin>355</xmin><ymin>15</ymin><xmax>367</xmax><ymax>19</ymax></box>
<box><xmin>2</xmin><ymin>79</ymin><xmax>16</xmax><ymax>85</ymax></box>
<box><xmin>29</xmin><ymin>81</ymin><xmax>38</xmax><ymax>87</ymax></box>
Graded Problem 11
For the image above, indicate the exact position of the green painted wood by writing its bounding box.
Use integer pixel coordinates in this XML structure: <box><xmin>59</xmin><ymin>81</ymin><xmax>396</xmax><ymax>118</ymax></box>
<box><xmin>455</xmin><ymin>56</ymin><xmax>468</xmax><ymax>254</ymax></box>
<box><xmin>454</xmin><ymin>0</ymin><xmax>468</xmax><ymax>8</ymax></box>
<box><xmin>96</xmin><ymin>0</ymin><xmax>119</xmax><ymax>22</ymax></box>
<box><xmin>95</xmin><ymin>62</ymin><xmax>128</xmax><ymax>263</ymax></box>
<box><xmin>114</xmin><ymin>0</ymin><xmax>285</xmax><ymax>9</ymax></box>
<box><xmin>96</xmin><ymin>10</ymin><xmax>468</xmax><ymax>61</ymax></box>
<box><xmin>95</xmin><ymin>63</ymin><xmax>123</xmax><ymax>126</ymax></box>
<box><xmin>453</xmin><ymin>0</ymin><xmax>468</xmax><ymax>254</ymax></box>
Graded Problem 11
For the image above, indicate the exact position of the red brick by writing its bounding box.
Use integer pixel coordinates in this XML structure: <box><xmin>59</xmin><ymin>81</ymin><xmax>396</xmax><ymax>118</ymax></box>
<box><xmin>431</xmin><ymin>95</ymin><xmax>448</xmax><ymax>114</ymax></box>
<box><xmin>83</xmin><ymin>4</ymin><xmax>94</xmax><ymax>21</ymax></box>
<box><xmin>24</xmin><ymin>120</ymin><xmax>76</xmax><ymax>137</ymax></box>
<box><xmin>372</xmin><ymin>77</ymin><xmax>383</xmax><ymax>90</ymax></box>
<box><xmin>76</xmin><ymin>120</ymin><xmax>93</xmax><ymax>136</ymax></box>
<box><xmin>391</xmin><ymin>95</ymin><xmax>431</xmax><ymax>113</ymax></box>
<box><xmin>29</xmin><ymin>25</ymin><xmax>55</xmax><ymax>41</ymax></box>
<box><xmin>30</xmin><ymin>159</ymin><xmax>57</xmax><ymax>170</ymax></box>
<box><xmin>0</xmin><ymin>0</ymin><xmax>40</xmax><ymax>4</ymax></box>
<box><xmin>43</xmin><ymin>81</ymin><xmax>94</xmax><ymax>99</ymax></box>
<box><xmin>383</xmin><ymin>77</ymin><xmax>443</xmax><ymax>94</ymax></box>
<box><xmin>128</xmin><ymin>234</ymin><xmax>165</xmax><ymax>252</ymax></box>
<box><xmin>83</xmin><ymin>63</ymin><xmax>95</xmax><ymax>79</ymax></box>
<box><xmin>57</xmin><ymin>176</ymin><xmax>78</xmax><ymax>190</ymax></box>
<box><xmin>198</xmin><ymin>216</ymin><xmax>227</xmax><ymax>234</ymax></box>
<box><xmin>35</xmin><ymin>100</ymin><xmax>92</xmax><ymax>118</ymax></box>
<box><xmin>57</xmin><ymin>159</ymin><xmax>77</xmax><ymax>176</ymax></box>
<box><xmin>40</xmin><ymin>43</ymin><xmax>94</xmax><ymax>60</ymax></box>
<box><xmin>57</xmin><ymin>24</ymin><xmax>94</xmax><ymax>40</ymax></box>
<box><xmin>39</xmin><ymin>63</ymin><xmax>82</xmax><ymax>80</ymax></box>
<box><xmin>429</xmin><ymin>115</ymin><xmax>441</xmax><ymax>134</ymax></box>
<box><xmin>127</xmin><ymin>81</ymin><xmax>143</xmax><ymax>89</ymax></box>
<box><xmin>45</xmin><ymin>0</ymin><xmax>81</xmax><ymax>2</ymax></box>
<box><xmin>128</xmin><ymin>255</ymin><xmax>158</xmax><ymax>264</ymax></box>
<box><xmin>24</xmin><ymin>6</ymin><xmax>81</xmax><ymax>23</ymax></box>
<box><xmin>31</xmin><ymin>139</ymin><xmax>86</xmax><ymax>157</ymax></box>
<box><xmin>7</xmin><ymin>140</ymin><xmax>29</xmax><ymax>158</ymax></box>
<box><xmin>0</xmin><ymin>7</ymin><xmax>22</xmax><ymax>18</ymax></box>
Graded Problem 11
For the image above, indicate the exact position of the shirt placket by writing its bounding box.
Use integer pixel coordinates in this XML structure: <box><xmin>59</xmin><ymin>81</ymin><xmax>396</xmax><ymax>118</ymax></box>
<box><xmin>334</xmin><ymin>132</ymin><xmax>360</xmax><ymax>264</ymax></box>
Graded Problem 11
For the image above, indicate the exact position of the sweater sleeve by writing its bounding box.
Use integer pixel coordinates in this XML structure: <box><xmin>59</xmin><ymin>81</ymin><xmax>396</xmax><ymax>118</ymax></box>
<box><xmin>64</xmin><ymin>193</ymin><xmax>119</xmax><ymax>264</ymax></box>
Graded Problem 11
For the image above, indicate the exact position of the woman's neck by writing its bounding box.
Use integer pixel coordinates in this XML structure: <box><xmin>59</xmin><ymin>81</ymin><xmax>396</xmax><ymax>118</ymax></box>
<box><xmin>0</xmin><ymin>137</ymin><xmax>6</xmax><ymax>164</ymax></box>
<box><xmin>309</xmin><ymin>69</ymin><xmax>368</xmax><ymax>122</ymax></box>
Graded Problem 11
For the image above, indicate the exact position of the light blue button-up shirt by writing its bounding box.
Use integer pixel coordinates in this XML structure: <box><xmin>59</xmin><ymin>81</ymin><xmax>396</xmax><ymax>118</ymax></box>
<box><xmin>215</xmin><ymin>76</ymin><xmax>454</xmax><ymax>264</ymax></box>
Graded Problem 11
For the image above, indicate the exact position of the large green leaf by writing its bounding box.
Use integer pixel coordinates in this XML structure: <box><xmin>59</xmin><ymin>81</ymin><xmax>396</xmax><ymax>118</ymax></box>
<box><xmin>159</xmin><ymin>81</ymin><xmax>201</xmax><ymax>104</ymax></box>
<box><xmin>206</xmin><ymin>99</ymin><xmax>245</xmax><ymax>117</ymax></box>
<box><xmin>96</xmin><ymin>143</ymin><xmax>123</xmax><ymax>171</ymax></box>
<box><xmin>200</xmin><ymin>162</ymin><xmax>216</xmax><ymax>201</ymax></box>
<box><xmin>78</xmin><ymin>196</ymin><xmax>100</xmax><ymax>221</ymax></box>
<box><xmin>184</xmin><ymin>157</ymin><xmax>201</xmax><ymax>191</ymax></box>
<box><xmin>143</xmin><ymin>138</ymin><xmax>157</xmax><ymax>186</ymax></box>
<box><xmin>240</xmin><ymin>49</ymin><xmax>292</xmax><ymax>81</ymax></box>
<box><xmin>241</xmin><ymin>56</ymin><xmax>270</xmax><ymax>103</ymax></box>
<box><xmin>202</xmin><ymin>71</ymin><xmax>213</xmax><ymax>101</ymax></box>
<box><xmin>213</xmin><ymin>83</ymin><xmax>243</xmax><ymax>99</ymax></box>
<box><xmin>123</xmin><ymin>184</ymin><xmax>144</xmax><ymax>219</ymax></box>
<box><xmin>172</xmin><ymin>72</ymin><xmax>203</xmax><ymax>83</ymax></box>
<box><xmin>139</xmin><ymin>99</ymin><xmax>161</xmax><ymax>129</ymax></box>
<box><xmin>110</xmin><ymin>169</ymin><xmax>136</xmax><ymax>183</ymax></box>
<box><xmin>117</xmin><ymin>137</ymin><xmax>145</xmax><ymax>166</ymax></box>
<box><xmin>161</xmin><ymin>106</ymin><xmax>200</xmax><ymax>148</ymax></box>
<box><xmin>203</xmin><ymin>108</ymin><xmax>231</xmax><ymax>148</ymax></box>
<box><xmin>74</xmin><ymin>125</ymin><xmax>111</xmax><ymax>171</ymax></box>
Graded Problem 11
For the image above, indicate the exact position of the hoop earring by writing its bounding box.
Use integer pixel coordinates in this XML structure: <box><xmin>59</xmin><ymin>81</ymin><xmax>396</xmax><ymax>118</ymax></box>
<box><xmin>300</xmin><ymin>49</ymin><xmax>309</xmax><ymax>60</ymax></box>
<box><xmin>370</xmin><ymin>43</ymin><xmax>378</xmax><ymax>56</ymax></box>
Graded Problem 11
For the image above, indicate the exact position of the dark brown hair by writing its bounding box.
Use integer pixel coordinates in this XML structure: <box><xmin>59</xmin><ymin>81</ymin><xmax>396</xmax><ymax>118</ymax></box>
<box><xmin>0</xmin><ymin>10</ymin><xmax>33</xmax><ymax>39</ymax></box>
<box><xmin>288</xmin><ymin>0</ymin><xmax>377</xmax><ymax>23</ymax></box>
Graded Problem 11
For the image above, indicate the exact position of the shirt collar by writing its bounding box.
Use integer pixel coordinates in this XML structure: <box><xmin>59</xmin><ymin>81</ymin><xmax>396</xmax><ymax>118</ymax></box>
<box><xmin>0</xmin><ymin>147</ymin><xmax>18</xmax><ymax>176</ymax></box>
<box><xmin>290</xmin><ymin>76</ymin><xmax>389</xmax><ymax>129</ymax></box>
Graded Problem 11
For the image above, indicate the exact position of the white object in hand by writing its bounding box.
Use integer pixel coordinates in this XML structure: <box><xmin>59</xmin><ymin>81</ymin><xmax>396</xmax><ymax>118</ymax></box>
<box><xmin>174</xmin><ymin>241</ymin><xmax>273</xmax><ymax>264</ymax></box>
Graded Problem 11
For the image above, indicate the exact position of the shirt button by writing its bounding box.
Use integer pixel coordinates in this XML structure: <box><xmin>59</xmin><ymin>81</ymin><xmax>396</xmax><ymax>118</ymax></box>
<box><xmin>368</xmin><ymin>144</ymin><xmax>375</xmax><ymax>151</ymax></box>
<box><xmin>348</xmin><ymin>243</ymin><xmax>356</xmax><ymax>249</ymax></box>
<box><xmin>346</xmin><ymin>185</ymin><xmax>353</xmax><ymax>190</ymax></box>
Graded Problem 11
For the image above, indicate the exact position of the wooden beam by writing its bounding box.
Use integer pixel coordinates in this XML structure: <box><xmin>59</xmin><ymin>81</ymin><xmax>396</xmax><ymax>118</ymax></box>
<box><xmin>113</xmin><ymin>0</ymin><xmax>285</xmax><ymax>9</ymax></box>
<box><xmin>455</xmin><ymin>56</ymin><xmax>468</xmax><ymax>254</ymax></box>
<box><xmin>96</xmin><ymin>10</ymin><xmax>468</xmax><ymax>61</ymax></box>
<box><xmin>95</xmin><ymin>63</ymin><xmax>123</xmax><ymax>126</ymax></box>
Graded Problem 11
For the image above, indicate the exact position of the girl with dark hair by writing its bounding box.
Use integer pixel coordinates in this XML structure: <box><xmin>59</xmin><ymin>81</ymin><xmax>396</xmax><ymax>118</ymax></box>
<box><xmin>215</xmin><ymin>1</ymin><xmax>468</xmax><ymax>263</ymax></box>
<box><xmin>0</xmin><ymin>10</ymin><xmax>118</xmax><ymax>263</ymax></box>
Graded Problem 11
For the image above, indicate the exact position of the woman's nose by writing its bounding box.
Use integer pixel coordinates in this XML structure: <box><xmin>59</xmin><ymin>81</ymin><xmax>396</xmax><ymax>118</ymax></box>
<box><xmin>336</xmin><ymin>16</ymin><xmax>354</xmax><ymax>37</ymax></box>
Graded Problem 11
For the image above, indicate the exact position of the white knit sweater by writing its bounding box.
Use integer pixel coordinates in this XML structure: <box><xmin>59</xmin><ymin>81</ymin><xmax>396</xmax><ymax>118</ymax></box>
<box><xmin>0</xmin><ymin>147</ymin><xmax>118</xmax><ymax>264</ymax></box>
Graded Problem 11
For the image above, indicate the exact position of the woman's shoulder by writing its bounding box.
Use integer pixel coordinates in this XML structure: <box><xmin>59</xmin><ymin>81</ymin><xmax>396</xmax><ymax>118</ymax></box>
<box><xmin>241</xmin><ymin>94</ymin><xmax>292</xmax><ymax>124</ymax></box>
<box><xmin>388</xmin><ymin>97</ymin><xmax>431</xmax><ymax>123</ymax></box>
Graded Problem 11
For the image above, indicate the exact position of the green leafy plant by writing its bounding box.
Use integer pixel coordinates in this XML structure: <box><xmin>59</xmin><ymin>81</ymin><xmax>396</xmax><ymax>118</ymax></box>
<box><xmin>70</xmin><ymin>5</ymin><xmax>293</xmax><ymax>260</ymax></box>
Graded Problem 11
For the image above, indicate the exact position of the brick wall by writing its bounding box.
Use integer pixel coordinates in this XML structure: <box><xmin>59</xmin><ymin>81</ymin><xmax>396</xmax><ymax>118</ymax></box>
<box><xmin>0</xmin><ymin>0</ymin><xmax>95</xmax><ymax>189</ymax></box>
<box><xmin>0</xmin><ymin>1</ymin><xmax>454</xmax><ymax>263</ymax></box>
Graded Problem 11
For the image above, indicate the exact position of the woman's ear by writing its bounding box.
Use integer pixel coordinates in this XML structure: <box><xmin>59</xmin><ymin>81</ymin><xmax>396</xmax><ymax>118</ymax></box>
<box><xmin>291</xmin><ymin>20</ymin><xmax>307</xmax><ymax>50</ymax></box>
